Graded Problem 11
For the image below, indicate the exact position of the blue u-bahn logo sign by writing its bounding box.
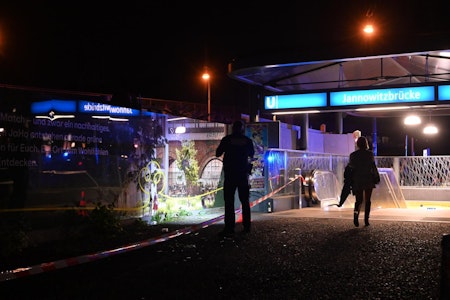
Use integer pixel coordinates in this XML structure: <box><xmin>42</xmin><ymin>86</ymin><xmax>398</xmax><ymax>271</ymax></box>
<box><xmin>264</xmin><ymin>93</ymin><xmax>327</xmax><ymax>110</ymax></box>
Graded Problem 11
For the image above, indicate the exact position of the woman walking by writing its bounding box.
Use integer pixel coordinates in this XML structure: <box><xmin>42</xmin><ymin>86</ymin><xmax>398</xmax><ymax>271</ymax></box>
<box><xmin>348</xmin><ymin>136</ymin><xmax>380</xmax><ymax>227</ymax></box>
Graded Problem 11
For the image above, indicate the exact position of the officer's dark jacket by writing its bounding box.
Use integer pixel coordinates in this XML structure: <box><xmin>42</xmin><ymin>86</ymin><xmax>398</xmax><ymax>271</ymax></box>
<box><xmin>216</xmin><ymin>132</ymin><xmax>255</xmax><ymax>176</ymax></box>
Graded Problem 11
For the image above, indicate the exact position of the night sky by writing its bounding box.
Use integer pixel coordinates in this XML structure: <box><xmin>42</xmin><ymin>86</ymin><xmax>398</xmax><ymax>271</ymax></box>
<box><xmin>0</xmin><ymin>1</ymin><xmax>449</xmax><ymax>154</ymax></box>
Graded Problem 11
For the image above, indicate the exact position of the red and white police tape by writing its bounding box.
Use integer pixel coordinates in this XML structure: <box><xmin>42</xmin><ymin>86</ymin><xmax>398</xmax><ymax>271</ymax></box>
<box><xmin>0</xmin><ymin>175</ymin><xmax>301</xmax><ymax>282</ymax></box>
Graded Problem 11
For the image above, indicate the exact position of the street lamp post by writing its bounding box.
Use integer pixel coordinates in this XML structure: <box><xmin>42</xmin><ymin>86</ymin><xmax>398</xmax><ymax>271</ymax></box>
<box><xmin>202</xmin><ymin>71</ymin><xmax>211</xmax><ymax>122</ymax></box>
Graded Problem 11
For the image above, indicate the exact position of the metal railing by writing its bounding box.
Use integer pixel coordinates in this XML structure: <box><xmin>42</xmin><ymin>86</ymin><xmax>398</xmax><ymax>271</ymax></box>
<box><xmin>266</xmin><ymin>149</ymin><xmax>450</xmax><ymax>194</ymax></box>
<box><xmin>376</xmin><ymin>156</ymin><xmax>450</xmax><ymax>187</ymax></box>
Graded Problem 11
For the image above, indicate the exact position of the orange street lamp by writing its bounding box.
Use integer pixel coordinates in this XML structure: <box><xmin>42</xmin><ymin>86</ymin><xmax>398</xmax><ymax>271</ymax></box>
<box><xmin>202</xmin><ymin>70</ymin><xmax>211</xmax><ymax>122</ymax></box>
<box><xmin>362</xmin><ymin>7</ymin><xmax>375</xmax><ymax>36</ymax></box>
<box><xmin>363</xmin><ymin>24</ymin><xmax>374</xmax><ymax>34</ymax></box>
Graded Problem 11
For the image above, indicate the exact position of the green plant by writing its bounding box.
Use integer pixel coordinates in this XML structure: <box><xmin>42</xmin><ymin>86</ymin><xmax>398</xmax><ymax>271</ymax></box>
<box><xmin>177</xmin><ymin>208</ymin><xmax>192</xmax><ymax>217</ymax></box>
<box><xmin>152</xmin><ymin>210</ymin><xmax>168</xmax><ymax>223</ymax></box>
<box><xmin>175</xmin><ymin>140</ymin><xmax>200</xmax><ymax>194</ymax></box>
<box><xmin>85</xmin><ymin>202</ymin><xmax>124</xmax><ymax>239</ymax></box>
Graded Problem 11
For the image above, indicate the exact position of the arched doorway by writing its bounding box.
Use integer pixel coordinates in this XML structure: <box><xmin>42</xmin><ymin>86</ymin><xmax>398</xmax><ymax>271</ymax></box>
<box><xmin>198</xmin><ymin>158</ymin><xmax>223</xmax><ymax>208</ymax></box>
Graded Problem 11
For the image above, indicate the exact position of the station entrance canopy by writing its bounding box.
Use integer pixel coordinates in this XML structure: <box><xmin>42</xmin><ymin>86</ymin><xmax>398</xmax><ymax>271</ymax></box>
<box><xmin>227</xmin><ymin>49</ymin><xmax>450</xmax><ymax>118</ymax></box>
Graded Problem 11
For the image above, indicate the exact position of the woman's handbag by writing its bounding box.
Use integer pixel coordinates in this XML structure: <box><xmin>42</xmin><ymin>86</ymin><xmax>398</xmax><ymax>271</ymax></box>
<box><xmin>372</xmin><ymin>162</ymin><xmax>380</xmax><ymax>184</ymax></box>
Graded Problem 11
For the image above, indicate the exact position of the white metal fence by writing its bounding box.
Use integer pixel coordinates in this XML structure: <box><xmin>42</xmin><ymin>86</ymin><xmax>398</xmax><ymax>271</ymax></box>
<box><xmin>266</xmin><ymin>149</ymin><xmax>450</xmax><ymax>189</ymax></box>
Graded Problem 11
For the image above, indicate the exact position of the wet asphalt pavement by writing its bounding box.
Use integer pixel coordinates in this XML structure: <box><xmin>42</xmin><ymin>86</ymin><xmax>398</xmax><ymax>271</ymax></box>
<box><xmin>1</xmin><ymin>208</ymin><xmax>450</xmax><ymax>299</ymax></box>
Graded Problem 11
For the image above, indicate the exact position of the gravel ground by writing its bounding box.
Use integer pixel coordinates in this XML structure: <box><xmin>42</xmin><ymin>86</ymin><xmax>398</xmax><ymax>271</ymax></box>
<box><xmin>1</xmin><ymin>214</ymin><xmax>449</xmax><ymax>299</ymax></box>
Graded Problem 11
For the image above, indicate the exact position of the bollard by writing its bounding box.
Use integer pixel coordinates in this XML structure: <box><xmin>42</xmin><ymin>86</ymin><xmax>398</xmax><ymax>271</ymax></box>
<box><xmin>441</xmin><ymin>234</ymin><xmax>450</xmax><ymax>299</ymax></box>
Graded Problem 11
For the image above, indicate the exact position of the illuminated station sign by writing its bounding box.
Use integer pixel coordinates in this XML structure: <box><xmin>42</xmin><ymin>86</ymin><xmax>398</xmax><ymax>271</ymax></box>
<box><xmin>330</xmin><ymin>86</ymin><xmax>435</xmax><ymax>106</ymax></box>
<box><xmin>264</xmin><ymin>85</ymin><xmax>445</xmax><ymax>112</ymax></box>
<box><xmin>438</xmin><ymin>84</ymin><xmax>450</xmax><ymax>101</ymax></box>
<box><xmin>78</xmin><ymin>101</ymin><xmax>140</xmax><ymax>116</ymax></box>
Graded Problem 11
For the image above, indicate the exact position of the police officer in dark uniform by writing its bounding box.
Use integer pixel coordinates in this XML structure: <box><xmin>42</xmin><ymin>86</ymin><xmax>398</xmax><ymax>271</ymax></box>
<box><xmin>216</xmin><ymin>120</ymin><xmax>255</xmax><ymax>236</ymax></box>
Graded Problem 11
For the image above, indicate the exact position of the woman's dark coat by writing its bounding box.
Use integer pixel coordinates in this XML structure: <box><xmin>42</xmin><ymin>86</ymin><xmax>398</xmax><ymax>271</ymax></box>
<box><xmin>349</xmin><ymin>149</ymin><xmax>377</xmax><ymax>193</ymax></box>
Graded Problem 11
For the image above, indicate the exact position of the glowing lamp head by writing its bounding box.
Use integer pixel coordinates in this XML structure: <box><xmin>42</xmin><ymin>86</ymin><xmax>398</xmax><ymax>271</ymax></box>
<box><xmin>363</xmin><ymin>24</ymin><xmax>374</xmax><ymax>34</ymax></box>
<box><xmin>404</xmin><ymin>115</ymin><xmax>421</xmax><ymax>125</ymax></box>
<box><xmin>202</xmin><ymin>73</ymin><xmax>210</xmax><ymax>81</ymax></box>
<box><xmin>423</xmin><ymin>124</ymin><xmax>438</xmax><ymax>134</ymax></box>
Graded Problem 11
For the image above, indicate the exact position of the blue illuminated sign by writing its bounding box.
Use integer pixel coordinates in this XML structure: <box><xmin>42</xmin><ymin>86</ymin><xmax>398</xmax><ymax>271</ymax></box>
<box><xmin>438</xmin><ymin>85</ymin><xmax>450</xmax><ymax>100</ymax></box>
<box><xmin>78</xmin><ymin>101</ymin><xmax>140</xmax><ymax>116</ymax></box>
<box><xmin>31</xmin><ymin>100</ymin><xmax>77</xmax><ymax>114</ymax></box>
<box><xmin>264</xmin><ymin>93</ymin><xmax>327</xmax><ymax>110</ymax></box>
<box><xmin>330</xmin><ymin>86</ymin><xmax>435</xmax><ymax>106</ymax></box>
